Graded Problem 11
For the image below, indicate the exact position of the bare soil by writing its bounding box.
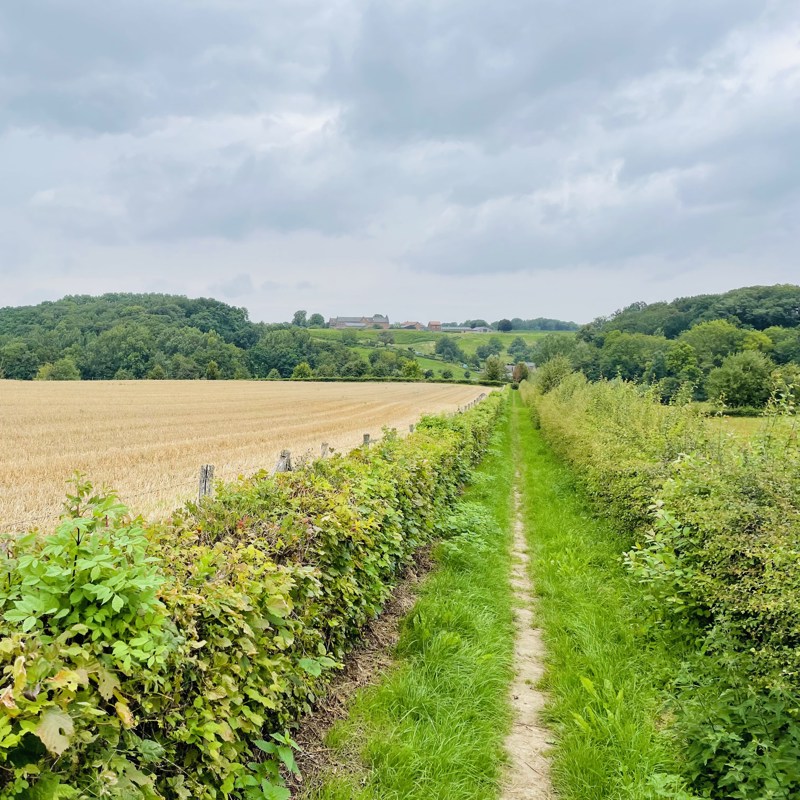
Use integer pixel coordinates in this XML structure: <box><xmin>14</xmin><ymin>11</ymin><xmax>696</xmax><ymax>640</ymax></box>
<box><xmin>500</xmin><ymin>486</ymin><xmax>555</xmax><ymax>799</ymax></box>
<box><xmin>288</xmin><ymin>548</ymin><xmax>433</xmax><ymax>794</ymax></box>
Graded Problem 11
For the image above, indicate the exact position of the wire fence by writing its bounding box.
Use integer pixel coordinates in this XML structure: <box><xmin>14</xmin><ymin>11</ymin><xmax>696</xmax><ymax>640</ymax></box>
<box><xmin>0</xmin><ymin>393</ymin><xmax>488</xmax><ymax>536</ymax></box>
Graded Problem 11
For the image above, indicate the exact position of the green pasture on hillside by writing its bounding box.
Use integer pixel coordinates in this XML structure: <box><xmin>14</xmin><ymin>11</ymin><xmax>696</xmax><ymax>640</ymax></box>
<box><xmin>349</xmin><ymin>345</ymin><xmax>471</xmax><ymax>379</ymax></box>
<box><xmin>311</xmin><ymin>328</ymin><xmax>570</xmax><ymax>358</ymax></box>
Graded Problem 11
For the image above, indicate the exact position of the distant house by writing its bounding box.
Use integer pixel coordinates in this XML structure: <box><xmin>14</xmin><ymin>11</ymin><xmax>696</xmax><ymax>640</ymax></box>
<box><xmin>329</xmin><ymin>314</ymin><xmax>390</xmax><ymax>330</ymax></box>
<box><xmin>399</xmin><ymin>321</ymin><xmax>424</xmax><ymax>330</ymax></box>
<box><xmin>506</xmin><ymin>361</ymin><xmax>537</xmax><ymax>377</ymax></box>
<box><xmin>427</xmin><ymin>321</ymin><xmax>442</xmax><ymax>332</ymax></box>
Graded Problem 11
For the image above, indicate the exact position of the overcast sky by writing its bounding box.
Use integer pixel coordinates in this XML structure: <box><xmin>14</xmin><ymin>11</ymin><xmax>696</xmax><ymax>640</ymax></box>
<box><xmin>1</xmin><ymin>1</ymin><xmax>798</xmax><ymax>324</ymax></box>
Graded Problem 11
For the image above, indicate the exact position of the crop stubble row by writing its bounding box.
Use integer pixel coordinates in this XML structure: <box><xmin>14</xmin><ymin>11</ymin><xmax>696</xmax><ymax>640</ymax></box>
<box><xmin>0</xmin><ymin>380</ymin><xmax>484</xmax><ymax>532</ymax></box>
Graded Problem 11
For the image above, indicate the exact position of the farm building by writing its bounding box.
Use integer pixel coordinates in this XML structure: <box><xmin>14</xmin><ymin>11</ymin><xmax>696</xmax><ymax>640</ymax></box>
<box><xmin>329</xmin><ymin>314</ymin><xmax>390</xmax><ymax>329</ymax></box>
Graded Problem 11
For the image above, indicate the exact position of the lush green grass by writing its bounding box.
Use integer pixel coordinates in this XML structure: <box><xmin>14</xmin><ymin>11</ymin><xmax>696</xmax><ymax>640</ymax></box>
<box><xmin>304</xmin><ymin>401</ymin><xmax>516</xmax><ymax>800</ymax></box>
<box><xmin>511</xmin><ymin>392</ymin><xmax>688</xmax><ymax>799</ymax></box>
<box><xmin>349</xmin><ymin>344</ymin><xmax>471</xmax><ymax>378</ymax></box>
<box><xmin>311</xmin><ymin>328</ymin><xmax>567</xmax><ymax>358</ymax></box>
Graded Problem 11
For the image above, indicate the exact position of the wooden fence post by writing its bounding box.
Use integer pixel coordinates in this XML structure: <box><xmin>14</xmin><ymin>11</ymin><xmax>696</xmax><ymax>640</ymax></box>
<box><xmin>321</xmin><ymin>442</ymin><xmax>329</xmax><ymax>458</ymax></box>
<box><xmin>363</xmin><ymin>433</ymin><xmax>371</xmax><ymax>448</ymax></box>
<box><xmin>409</xmin><ymin>424</ymin><xmax>415</xmax><ymax>433</ymax></box>
<box><xmin>275</xmin><ymin>449</ymin><xmax>292</xmax><ymax>473</ymax></box>
<box><xmin>198</xmin><ymin>464</ymin><xmax>215</xmax><ymax>501</ymax></box>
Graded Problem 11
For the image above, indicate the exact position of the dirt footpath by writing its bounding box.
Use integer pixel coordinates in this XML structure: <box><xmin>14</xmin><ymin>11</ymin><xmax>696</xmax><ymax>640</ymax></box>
<box><xmin>500</xmin><ymin>483</ymin><xmax>555</xmax><ymax>799</ymax></box>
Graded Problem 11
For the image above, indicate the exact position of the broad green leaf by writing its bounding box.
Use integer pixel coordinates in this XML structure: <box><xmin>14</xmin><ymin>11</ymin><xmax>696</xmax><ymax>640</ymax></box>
<box><xmin>298</xmin><ymin>658</ymin><xmax>322</xmax><ymax>677</ymax></box>
<box><xmin>35</xmin><ymin>709</ymin><xmax>74</xmax><ymax>756</ymax></box>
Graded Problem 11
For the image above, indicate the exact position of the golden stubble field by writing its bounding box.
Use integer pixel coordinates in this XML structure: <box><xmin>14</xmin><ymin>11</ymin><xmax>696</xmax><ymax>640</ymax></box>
<box><xmin>0</xmin><ymin>380</ymin><xmax>487</xmax><ymax>533</ymax></box>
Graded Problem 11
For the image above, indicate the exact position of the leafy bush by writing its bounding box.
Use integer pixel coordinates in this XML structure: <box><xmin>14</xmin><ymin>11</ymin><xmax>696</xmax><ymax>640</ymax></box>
<box><xmin>0</xmin><ymin>394</ymin><xmax>503</xmax><ymax>798</ymax></box>
<box><xmin>521</xmin><ymin>377</ymin><xmax>800</xmax><ymax>797</ymax></box>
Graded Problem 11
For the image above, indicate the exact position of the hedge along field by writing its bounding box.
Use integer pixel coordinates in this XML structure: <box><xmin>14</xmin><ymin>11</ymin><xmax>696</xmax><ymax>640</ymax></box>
<box><xmin>0</xmin><ymin>392</ymin><xmax>504</xmax><ymax>800</ymax></box>
<box><xmin>521</xmin><ymin>376</ymin><xmax>800</xmax><ymax>798</ymax></box>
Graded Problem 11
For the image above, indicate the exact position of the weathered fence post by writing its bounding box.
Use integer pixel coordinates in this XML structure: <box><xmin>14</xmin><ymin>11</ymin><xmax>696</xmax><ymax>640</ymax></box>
<box><xmin>409</xmin><ymin>424</ymin><xmax>415</xmax><ymax>433</ymax></box>
<box><xmin>198</xmin><ymin>464</ymin><xmax>215</xmax><ymax>501</ymax></box>
<box><xmin>321</xmin><ymin>442</ymin><xmax>329</xmax><ymax>458</ymax></box>
<box><xmin>363</xmin><ymin>433</ymin><xmax>371</xmax><ymax>448</ymax></box>
<box><xmin>275</xmin><ymin>449</ymin><xmax>292</xmax><ymax>473</ymax></box>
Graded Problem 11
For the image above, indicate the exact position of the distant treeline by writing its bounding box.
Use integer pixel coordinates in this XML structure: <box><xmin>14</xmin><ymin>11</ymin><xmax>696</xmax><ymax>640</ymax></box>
<box><xmin>587</xmin><ymin>284</ymin><xmax>800</xmax><ymax>337</ymax></box>
<box><xmin>530</xmin><ymin>284</ymin><xmax>800</xmax><ymax>410</ymax></box>
<box><xmin>0</xmin><ymin>294</ymin><xmax>404</xmax><ymax>381</ymax></box>
<box><xmin>0</xmin><ymin>294</ymin><xmax>495</xmax><ymax>382</ymax></box>
<box><xmin>442</xmin><ymin>317</ymin><xmax>578</xmax><ymax>331</ymax></box>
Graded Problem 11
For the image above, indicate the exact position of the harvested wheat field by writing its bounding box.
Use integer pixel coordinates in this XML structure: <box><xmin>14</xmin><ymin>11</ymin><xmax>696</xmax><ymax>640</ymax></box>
<box><xmin>0</xmin><ymin>380</ymin><xmax>487</xmax><ymax>534</ymax></box>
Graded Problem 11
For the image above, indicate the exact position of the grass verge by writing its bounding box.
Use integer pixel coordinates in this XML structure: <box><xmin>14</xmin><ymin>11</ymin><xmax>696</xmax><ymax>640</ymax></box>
<box><xmin>511</xmin><ymin>392</ymin><xmax>689</xmax><ymax>799</ymax></box>
<box><xmin>302</xmin><ymin>401</ymin><xmax>516</xmax><ymax>800</ymax></box>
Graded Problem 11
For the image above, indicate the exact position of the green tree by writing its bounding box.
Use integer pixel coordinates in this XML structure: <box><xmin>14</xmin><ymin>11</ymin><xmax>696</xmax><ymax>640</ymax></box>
<box><xmin>764</xmin><ymin>327</ymin><xmax>800</xmax><ymax>365</ymax></box>
<box><xmin>530</xmin><ymin>334</ymin><xmax>577</xmax><ymax>365</ymax></box>
<box><xmin>0</xmin><ymin>341</ymin><xmax>40</xmax><ymax>379</ymax></box>
<box><xmin>742</xmin><ymin>330</ymin><xmax>773</xmax><ymax>353</ymax></box>
<box><xmin>597</xmin><ymin>331</ymin><xmax>669</xmax><ymax>381</ymax></box>
<box><xmin>401</xmin><ymin>360</ymin><xmax>423</xmax><ymax>379</ymax></box>
<box><xmin>291</xmin><ymin>361</ymin><xmax>313</xmax><ymax>379</ymax></box>
<box><xmin>147</xmin><ymin>364</ymin><xmax>167</xmax><ymax>380</ymax></box>
<box><xmin>205</xmin><ymin>360</ymin><xmax>220</xmax><ymax>380</ymax></box>
<box><xmin>706</xmin><ymin>351</ymin><xmax>774</xmax><ymax>408</ymax></box>
<box><xmin>82</xmin><ymin>323</ymin><xmax>155</xmax><ymax>379</ymax></box>
<box><xmin>441</xmin><ymin>368</ymin><xmax>454</xmax><ymax>379</ymax></box>
<box><xmin>678</xmin><ymin>320</ymin><xmax>747</xmax><ymax>372</ymax></box>
<box><xmin>36</xmin><ymin>357</ymin><xmax>81</xmax><ymax>381</ymax></box>
<box><xmin>507</xmin><ymin>336</ymin><xmax>531</xmax><ymax>362</ymax></box>
<box><xmin>512</xmin><ymin>362</ymin><xmax>529</xmax><ymax>382</ymax></box>
<box><xmin>481</xmin><ymin>355</ymin><xmax>506</xmax><ymax>382</ymax></box>
<box><xmin>340</xmin><ymin>329</ymin><xmax>359</xmax><ymax>346</ymax></box>
<box><xmin>267</xmin><ymin>368</ymin><xmax>281</xmax><ymax>380</ymax></box>
<box><xmin>476</xmin><ymin>336</ymin><xmax>504</xmax><ymax>361</ymax></box>
<box><xmin>497</xmin><ymin>318</ymin><xmax>513</xmax><ymax>332</ymax></box>
<box><xmin>532</xmin><ymin>354</ymin><xmax>573</xmax><ymax>393</ymax></box>
<box><xmin>378</xmin><ymin>331</ymin><xmax>395</xmax><ymax>346</ymax></box>
<box><xmin>435</xmin><ymin>336</ymin><xmax>466</xmax><ymax>363</ymax></box>
<box><xmin>292</xmin><ymin>310</ymin><xmax>308</xmax><ymax>327</ymax></box>
<box><xmin>169</xmin><ymin>354</ymin><xmax>201</xmax><ymax>379</ymax></box>
<box><xmin>308</xmin><ymin>313</ymin><xmax>325</xmax><ymax>328</ymax></box>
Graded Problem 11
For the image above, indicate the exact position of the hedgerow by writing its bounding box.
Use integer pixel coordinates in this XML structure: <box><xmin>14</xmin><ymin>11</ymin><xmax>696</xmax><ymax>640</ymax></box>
<box><xmin>0</xmin><ymin>392</ymin><xmax>503</xmax><ymax>799</ymax></box>
<box><xmin>521</xmin><ymin>376</ymin><xmax>800</xmax><ymax>798</ymax></box>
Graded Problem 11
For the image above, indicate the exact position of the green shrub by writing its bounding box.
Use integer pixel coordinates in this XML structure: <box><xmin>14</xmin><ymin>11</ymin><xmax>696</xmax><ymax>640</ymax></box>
<box><xmin>522</xmin><ymin>378</ymin><xmax>800</xmax><ymax>797</ymax></box>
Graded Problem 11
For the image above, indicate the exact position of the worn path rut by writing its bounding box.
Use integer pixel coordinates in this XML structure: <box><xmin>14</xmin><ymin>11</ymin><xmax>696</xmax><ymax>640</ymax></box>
<box><xmin>500</xmin><ymin>409</ymin><xmax>555</xmax><ymax>799</ymax></box>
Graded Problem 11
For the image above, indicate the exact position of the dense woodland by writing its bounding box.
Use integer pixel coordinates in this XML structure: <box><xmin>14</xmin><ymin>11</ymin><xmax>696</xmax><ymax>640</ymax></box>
<box><xmin>530</xmin><ymin>284</ymin><xmax>800</xmax><ymax>409</ymax></box>
<box><xmin>1</xmin><ymin>286</ymin><xmax>798</xmax><ymax>407</ymax></box>
<box><xmin>0</xmin><ymin>294</ymin><xmax>557</xmax><ymax>383</ymax></box>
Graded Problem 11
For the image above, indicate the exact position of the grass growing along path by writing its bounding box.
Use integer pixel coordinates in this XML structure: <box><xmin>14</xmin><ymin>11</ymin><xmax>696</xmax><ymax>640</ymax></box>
<box><xmin>302</xmin><ymin>392</ymin><xmax>686</xmax><ymax>799</ymax></box>
<box><xmin>303</xmin><ymin>401</ymin><xmax>517</xmax><ymax>800</ymax></box>
<box><xmin>512</xmin><ymin>392</ymin><xmax>688</xmax><ymax>799</ymax></box>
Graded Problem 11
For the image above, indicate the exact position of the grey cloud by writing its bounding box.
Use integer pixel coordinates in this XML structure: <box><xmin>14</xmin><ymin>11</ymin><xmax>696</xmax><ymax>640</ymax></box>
<box><xmin>1</xmin><ymin>0</ymin><xmax>799</xmax><ymax>320</ymax></box>
<box><xmin>0</xmin><ymin>0</ymin><xmax>333</xmax><ymax>134</ymax></box>
<box><xmin>209</xmin><ymin>272</ymin><xmax>255</xmax><ymax>298</ymax></box>
<box><xmin>326</xmin><ymin>0</ymin><xmax>761</xmax><ymax>144</ymax></box>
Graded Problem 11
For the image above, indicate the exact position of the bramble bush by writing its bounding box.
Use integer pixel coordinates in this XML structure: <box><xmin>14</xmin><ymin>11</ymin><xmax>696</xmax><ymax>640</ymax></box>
<box><xmin>521</xmin><ymin>376</ymin><xmax>800</xmax><ymax>798</ymax></box>
<box><xmin>0</xmin><ymin>393</ymin><xmax>503</xmax><ymax>799</ymax></box>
